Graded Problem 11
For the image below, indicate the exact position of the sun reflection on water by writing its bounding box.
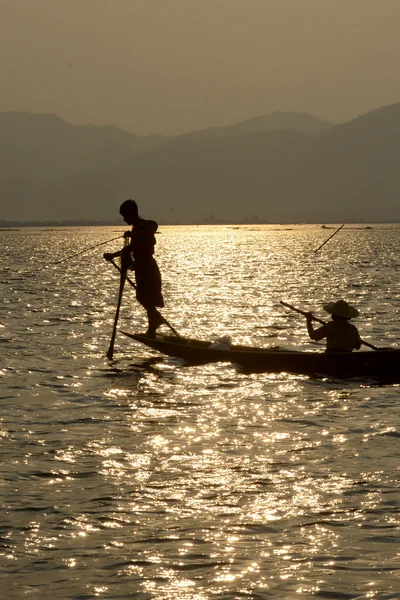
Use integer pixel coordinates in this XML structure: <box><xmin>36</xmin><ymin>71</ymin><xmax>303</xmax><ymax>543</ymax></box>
<box><xmin>1</xmin><ymin>225</ymin><xmax>400</xmax><ymax>598</ymax></box>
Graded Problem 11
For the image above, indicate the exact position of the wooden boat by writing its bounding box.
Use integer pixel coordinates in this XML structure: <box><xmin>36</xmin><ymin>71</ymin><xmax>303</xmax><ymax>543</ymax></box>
<box><xmin>122</xmin><ymin>332</ymin><xmax>400</xmax><ymax>382</ymax></box>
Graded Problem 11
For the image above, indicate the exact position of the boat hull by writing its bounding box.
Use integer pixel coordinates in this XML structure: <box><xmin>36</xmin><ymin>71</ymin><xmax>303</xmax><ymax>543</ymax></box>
<box><xmin>122</xmin><ymin>332</ymin><xmax>400</xmax><ymax>382</ymax></box>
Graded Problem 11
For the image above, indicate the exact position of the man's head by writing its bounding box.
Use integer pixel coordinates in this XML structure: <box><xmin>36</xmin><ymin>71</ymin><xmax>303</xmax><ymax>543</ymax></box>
<box><xmin>120</xmin><ymin>199</ymin><xmax>139</xmax><ymax>225</ymax></box>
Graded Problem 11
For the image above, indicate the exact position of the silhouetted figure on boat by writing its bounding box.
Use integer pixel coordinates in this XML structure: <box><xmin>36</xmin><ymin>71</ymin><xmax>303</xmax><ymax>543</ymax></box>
<box><xmin>103</xmin><ymin>199</ymin><xmax>164</xmax><ymax>337</ymax></box>
<box><xmin>306</xmin><ymin>300</ymin><xmax>362</xmax><ymax>353</ymax></box>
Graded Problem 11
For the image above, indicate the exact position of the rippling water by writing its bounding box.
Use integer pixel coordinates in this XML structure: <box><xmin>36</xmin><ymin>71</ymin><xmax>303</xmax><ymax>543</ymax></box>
<box><xmin>1</xmin><ymin>224</ymin><xmax>400</xmax><ymax>599</ymax></box>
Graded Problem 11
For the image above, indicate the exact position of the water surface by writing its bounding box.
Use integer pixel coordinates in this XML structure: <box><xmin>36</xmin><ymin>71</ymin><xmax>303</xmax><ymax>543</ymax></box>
<box><xmin>1</xmin><ymin>225</ymin><xmax>399</xmax><ymax>599</ymax></box>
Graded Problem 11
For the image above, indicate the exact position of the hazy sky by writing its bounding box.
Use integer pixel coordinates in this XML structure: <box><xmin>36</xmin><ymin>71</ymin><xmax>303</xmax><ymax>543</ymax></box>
<box><xmin>1</xmin><ymin>0</ymin><xmax>400</xmax><ymax>136</ymax></box>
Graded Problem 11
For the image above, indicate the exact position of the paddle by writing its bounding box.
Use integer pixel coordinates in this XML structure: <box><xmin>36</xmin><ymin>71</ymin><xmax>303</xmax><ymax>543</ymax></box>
<box><xmin>106</xmin><ymin>243</ymin><xmax>129</xmax><ymax>359</ymax></box>
<box><xmin>53</xmin><ymin>235</ymin><xmax>123</xmax><ymax>265</ymax></box>
<box><xmin>109</xmin><ymin>259</ymin><xmax>181</xmax><ymax>338</ymax></box>
<box><xmin>280</xmin><ymin>300</ymin><xmax>379</xmax><ymax>351</ymax></box>
<box><xmin>314</xmin><ymin>224</ymin><xmax>344</xmax><ymax>254</ymax></box>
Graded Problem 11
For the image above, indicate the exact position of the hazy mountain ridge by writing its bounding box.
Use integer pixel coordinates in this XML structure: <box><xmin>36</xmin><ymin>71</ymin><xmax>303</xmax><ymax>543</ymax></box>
<box><xmin>1</xmin><ymin>104</ymin><xmax>399</xmax><ymax>222</ymax></box>
<box><xmin>0</xmin><ymin>109</ymin><xmax>333</xmax><ymax>180</ymax></box>
<box><xmin>0</xmin><ymin>111</ymin><xmax>167</xmax><ymax>179</ymax></box>
<box><xmin>176</xmin><ymin>111</ymin><xmax>334</xmax><ymax>140</ymax></box>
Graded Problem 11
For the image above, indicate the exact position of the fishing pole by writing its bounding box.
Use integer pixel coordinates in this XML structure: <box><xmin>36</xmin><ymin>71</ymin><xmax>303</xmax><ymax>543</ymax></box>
<box><xmin>314</xmin><ymin>224</ymin><xmax>344</xmax><ymax>254</ymax></box>
<box><xmin>52</xmin><ymin>235</ymin><xmax>123</xmax><ymax>265</ymax></box>
<box><xmin>106</xmin><ymin>241</ymin><xmax>129</xmax><ymax>360</ymax></box>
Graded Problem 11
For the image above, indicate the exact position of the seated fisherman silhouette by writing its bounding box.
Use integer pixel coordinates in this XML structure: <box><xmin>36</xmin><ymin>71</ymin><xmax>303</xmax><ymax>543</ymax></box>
<box><xmin>306</xmin><ymin>300</ymin><xmax>362</xmax><ymax>353</ymax></box>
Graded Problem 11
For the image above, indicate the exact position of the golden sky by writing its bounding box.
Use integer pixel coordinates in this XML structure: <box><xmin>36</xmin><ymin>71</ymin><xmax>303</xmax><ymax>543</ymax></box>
<box><xmin>1</xmin><ymin>0</ymin><xmax>400</xmax><ymax>135</ymax></box>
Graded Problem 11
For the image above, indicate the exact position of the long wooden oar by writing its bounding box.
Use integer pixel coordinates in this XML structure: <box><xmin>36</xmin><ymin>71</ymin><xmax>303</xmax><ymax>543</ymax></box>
<box><xmin>314</xmin><ymin>224</ymin><xmax>344</xmax><ymax>254</ymax></box>
<box><xmin>106</xmin><ymin>247</ymin><xmax>129</xmax><ymax>359</ymax></box>
<box><xmin>280</xmin><ymin>300</ymin><xmax>379</xmax><ymax>351</ymax></box>
<box><xmin>53</xmin><ymin>235</ymin><xmax>123</xmax><ymax>265</ymax></box>
<box><xmin>109</xmin><ymin>259</ymin><xmax>181</xmax><ymax>338</ymax></box>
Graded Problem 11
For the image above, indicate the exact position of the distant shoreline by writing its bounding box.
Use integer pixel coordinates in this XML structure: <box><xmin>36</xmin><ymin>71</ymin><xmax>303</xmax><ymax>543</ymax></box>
<box><xmin>0</xmin><ymin>219</ymin><xmax>399</xmax><ymax>228</ymax></box>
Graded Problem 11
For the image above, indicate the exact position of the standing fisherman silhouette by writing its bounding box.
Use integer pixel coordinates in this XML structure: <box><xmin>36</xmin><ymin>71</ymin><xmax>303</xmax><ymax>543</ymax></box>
<box><xmin>103</xmin><ymin>199</ymin><xmax>165</xmax><ymax>338</ymax></box>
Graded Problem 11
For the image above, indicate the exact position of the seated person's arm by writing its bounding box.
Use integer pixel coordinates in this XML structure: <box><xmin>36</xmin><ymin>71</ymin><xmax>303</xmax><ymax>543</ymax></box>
<box><xmin>306</xmin><ymin>314</ymin><xmax>327</xmax><ymax>341</ymax></box>
<box><xmin>354</xmin><ymin>329</ymin><xmax>362</xmax><ymax>350</ymax></box>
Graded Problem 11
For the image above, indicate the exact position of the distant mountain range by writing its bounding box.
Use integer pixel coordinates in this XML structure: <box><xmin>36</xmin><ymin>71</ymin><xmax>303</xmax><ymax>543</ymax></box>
<box><xmin>176</xmin><ymin>111</ymin><xmax>333</xmax><ymax>140</ymax></box>
<box><xmin>0</xmin><ymin>111</ymin><xmax>167</xmax><ymax>179</ymax></box>
<box><xmin>0</xmin><ymin>105</ymin><xmax>399</xmax><ymax>223</ymax></box>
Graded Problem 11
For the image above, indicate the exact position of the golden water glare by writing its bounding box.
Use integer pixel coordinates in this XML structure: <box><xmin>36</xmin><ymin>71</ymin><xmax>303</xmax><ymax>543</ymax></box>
<box><xmin>1</xmin><ymin>225</ymin><xmax>399</xmax><ymax>598</ymax></box>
